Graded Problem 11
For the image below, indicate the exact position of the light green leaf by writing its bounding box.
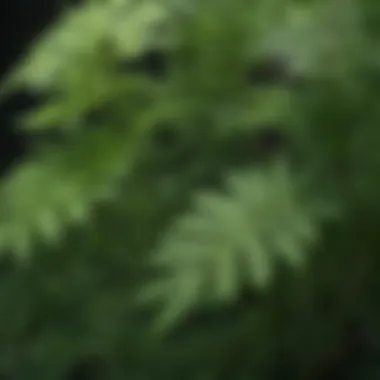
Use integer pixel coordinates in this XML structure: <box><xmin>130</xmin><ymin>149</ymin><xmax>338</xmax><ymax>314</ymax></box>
<box><xmin>0</xmin><ymin>127</ymin><xmax>138</xmax><ymax>258</ymax></box>
<box><xmin>144</xmin><ymin>164</ymin><xmax>331</xmax><ymax>331</ymax></box>
<box><xmin>0</xmin><ymin>0</ymin><xmax>168</xmax><ymax>97</ymax></box>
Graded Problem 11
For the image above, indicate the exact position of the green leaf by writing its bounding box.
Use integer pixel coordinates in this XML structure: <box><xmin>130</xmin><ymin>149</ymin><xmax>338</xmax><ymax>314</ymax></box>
<box><xmin>0</xmin><ymin>127</ymin><xmax>138</xmax><ymax>259</ymax></box>
<box><xmin>0</xmin><ymin>0</ymin><xmax>168</xmax><ymax>97</ymax></box>
<box><xmin>143</xmin><ymin>163</ymin><xmax>330</xmax><ymax>331</ymax></box>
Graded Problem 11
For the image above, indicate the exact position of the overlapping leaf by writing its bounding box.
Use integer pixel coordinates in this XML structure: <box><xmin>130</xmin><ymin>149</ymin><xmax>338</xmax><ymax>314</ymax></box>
<box><xmin>0</xmin><ymin>0</ymin><xmax>168</xmax><ymax>96</ymax></box>
<box><xmin>139</xmin><ymin>163</ymin><xmax>333</xmax><ymax>332</ymax></box>
<box><xmin>0</xmin><ymin>127</ymin><xmax>138</xmax><ymax>258</ymax></box>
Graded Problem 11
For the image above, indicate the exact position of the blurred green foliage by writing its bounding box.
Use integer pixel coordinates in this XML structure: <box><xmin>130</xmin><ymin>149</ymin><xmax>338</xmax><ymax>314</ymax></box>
<box><xmin>0</xmin><ymin>0</ymin><xmax>380</xmax><ymax>379</ymax></box>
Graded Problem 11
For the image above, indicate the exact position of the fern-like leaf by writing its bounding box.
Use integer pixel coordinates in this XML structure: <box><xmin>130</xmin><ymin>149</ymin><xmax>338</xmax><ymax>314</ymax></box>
<box><xmin>0</xmin><ymin>0</ymin><xmax>167</xmax><ymax>98</ymax></box>
<box><xmin>0</xmin><ymin>127</ymin><xmax>139</xmax><ymax>259</ymax></box>
<box><xmin>140</xmin><ymin>163</ymin><xmax>331</xmax><ymax>332</ymax></box>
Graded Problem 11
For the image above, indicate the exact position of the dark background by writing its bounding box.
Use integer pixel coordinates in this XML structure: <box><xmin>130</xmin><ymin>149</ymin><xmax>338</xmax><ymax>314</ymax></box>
<box><xmin>0</xmin><ymin>0</ymin><xmax>61</xmax><ymax>174</ymax></box>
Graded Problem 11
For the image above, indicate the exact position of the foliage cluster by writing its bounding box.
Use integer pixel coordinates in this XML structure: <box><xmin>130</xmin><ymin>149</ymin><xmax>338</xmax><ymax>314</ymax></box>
<box><xmin>0</xmin><ymin>0</ymin><xmax>380</xmax><ymax>379</ymax></box>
